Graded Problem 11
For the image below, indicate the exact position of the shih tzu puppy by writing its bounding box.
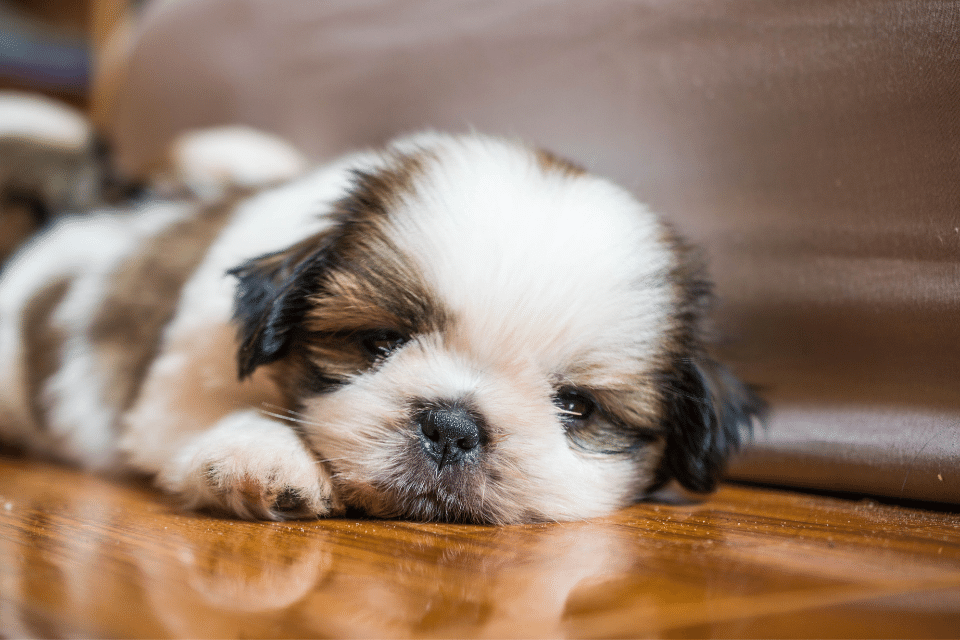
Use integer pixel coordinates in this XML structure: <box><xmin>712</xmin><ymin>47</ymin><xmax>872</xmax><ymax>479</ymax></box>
<box><xmin>0</xmin><ymin>95</ymin><xmax>763</xmax><ymax>523</ymax></box>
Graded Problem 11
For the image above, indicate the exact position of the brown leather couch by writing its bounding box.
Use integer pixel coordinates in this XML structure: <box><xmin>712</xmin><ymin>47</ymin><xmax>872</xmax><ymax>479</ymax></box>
<box><xmin>97</xmin><ymin>0</ymin><xmax>959</xmax><ymax>504</ymax></box>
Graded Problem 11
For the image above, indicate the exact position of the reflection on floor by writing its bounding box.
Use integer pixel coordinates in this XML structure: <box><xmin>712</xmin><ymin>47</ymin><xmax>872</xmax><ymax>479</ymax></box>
<box><xmin>0</xmin><ymin>454</ymin><xmax>957</xmax><ymax>638</ymax></box>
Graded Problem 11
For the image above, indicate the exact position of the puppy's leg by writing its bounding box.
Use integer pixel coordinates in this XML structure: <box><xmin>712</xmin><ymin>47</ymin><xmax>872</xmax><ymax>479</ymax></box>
<box><xmin>116</xmin><ymin>167</ymin><xmax>337</xmax><ymax>519</ymax></box>
<box><xmin>157</xmin><ymin>410</ymin><xmax>340</xmax><ymax>520</ymax></box>
<box><xmin>120</xmin><ymin>319</ymin><xmax>340</xmax><ymax>520</ymax></box>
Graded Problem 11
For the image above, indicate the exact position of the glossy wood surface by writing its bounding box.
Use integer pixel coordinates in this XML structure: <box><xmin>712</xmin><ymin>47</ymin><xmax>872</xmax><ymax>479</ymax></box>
<box><xmin>1</xmin><ymin>454</ymin><xmax>958</xmax><ymax>638</ymax></box>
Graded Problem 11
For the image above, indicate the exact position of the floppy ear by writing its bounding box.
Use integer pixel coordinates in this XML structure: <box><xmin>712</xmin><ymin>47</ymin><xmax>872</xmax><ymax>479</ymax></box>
<box><xmin>227</xmin><ymin>232</ymin><xmax>335</xmax><ymax>379</ymax></box>
<box><xmin>659</xmin><ymin>355</ymin><xmax>765</xmax><ymax>493</ymax></box>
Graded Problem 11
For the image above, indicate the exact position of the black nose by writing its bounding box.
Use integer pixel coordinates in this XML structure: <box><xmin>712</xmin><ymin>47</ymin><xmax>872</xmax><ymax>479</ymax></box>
<box><xmin>418</xmin><ymin>405</ymin><xmax>483</xmax><ymax>472</ymax></box>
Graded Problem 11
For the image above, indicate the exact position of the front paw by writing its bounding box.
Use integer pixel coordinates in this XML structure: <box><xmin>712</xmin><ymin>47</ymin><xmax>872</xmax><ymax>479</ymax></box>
<box><xmin>159</xmin><ymin>411</ymin><xmax>342</xmax><ymax>520</ymax></box>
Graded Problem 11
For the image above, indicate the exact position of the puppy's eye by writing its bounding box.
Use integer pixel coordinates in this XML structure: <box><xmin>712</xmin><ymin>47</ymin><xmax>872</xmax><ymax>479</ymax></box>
<box><xmin>359</xmin><ymin>329</ymin><xmax>408</xmax><ymax>359</ymax></box>
<box><xmin>554</xmin><ymin>388</ymin><xmax>595</xmax><ymax>422</ymax></box>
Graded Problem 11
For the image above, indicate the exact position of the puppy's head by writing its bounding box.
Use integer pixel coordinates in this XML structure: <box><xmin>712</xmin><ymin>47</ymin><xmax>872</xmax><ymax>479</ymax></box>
<box><xmin>229</xmin><ymin>134</ymin><xmax>763</xmax><ymax>523</ymax></box>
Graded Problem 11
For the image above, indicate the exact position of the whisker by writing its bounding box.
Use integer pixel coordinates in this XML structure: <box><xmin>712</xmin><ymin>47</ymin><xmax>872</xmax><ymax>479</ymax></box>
<box><xmin>259</xmin><ymin>409</ymin><xmax>321</xmax><ymax>427</ymax></box>
<box><xmin>261</xmin><ymin>402</ymin><xmax>313</xmax><ymax>419</ymax></box>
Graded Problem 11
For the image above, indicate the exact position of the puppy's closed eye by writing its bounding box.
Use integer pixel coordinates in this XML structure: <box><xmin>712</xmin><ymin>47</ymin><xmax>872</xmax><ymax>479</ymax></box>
<box><xmin>357</xmin><ymin>329</ymin><xmax>409</xmax><ymax>360</ymax></box>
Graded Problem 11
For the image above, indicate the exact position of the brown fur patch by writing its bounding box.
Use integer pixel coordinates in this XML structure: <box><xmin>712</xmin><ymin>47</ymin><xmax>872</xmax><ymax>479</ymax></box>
<box><xmin>230</xmin><ymin>148</ymin><xmax>435</xmax><ymax>383</ymax></box>
<box><xmin>304</xmin><ymin>243</ymin><xmax>447</xmax><ymax>335</ymax></box>
<box><xmin>322</xmin><ymin>148</ymin><xmax>445</xmax><ymax>327</ymax></box>
<box><xmin>232</xmin><ymin>149</ymin><xmax>448</xmax><ymax>396</ymax></box>
<box><xmin>22</xmin><ymin>278</ymin><xmax>71</xmax><ymax>429</ymax></box>
<box><xmin>330</xmin><ymin>149</ymin><xmax>429</xmax><ymax>229</ymax></box>
<box><xmin>88</xmin><ymin>194</ymin><xmax>243</xmax><ymax>418</ymax></box>
<box><xmin>534</xmin><ymin>148</ymin><xmax>586</xmax><ymax>178</ymax></box>
<box><xmin>292</xmin><ymin>153</ymin><xmax>450</xmax><ymax>390</ymax></box>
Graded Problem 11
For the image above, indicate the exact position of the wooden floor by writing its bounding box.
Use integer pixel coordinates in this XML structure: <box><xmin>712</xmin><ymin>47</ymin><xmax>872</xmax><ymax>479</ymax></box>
<box><xmin>0</xmin><ymin>454</ymin><xmax>957</xmax><ymax>638</ymax></box>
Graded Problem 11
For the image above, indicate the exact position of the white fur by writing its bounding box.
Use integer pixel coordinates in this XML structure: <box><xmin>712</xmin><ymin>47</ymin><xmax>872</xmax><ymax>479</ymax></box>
<box><xmin>297</xmin><ymin>135</ymin><xmax>674</xmax><ymax>521</ymax></box>
<box><xmin>158</xmin><ymin>409</ymin><xmax>337</xmax><ymax>520</ymax></box>
<box><xmin>300</xmin><ymin>334</ymin><xmax>651</xmax><ymax>521</ymax></box>
<box><xmin>391</xmin><ymin>135</ymin><xmax>674</xmax><ymax>379</ymax></box>
<box><xmin>1</xmin><ymin>132</ymin><xmax>687</xmax><ymax>523</ymax></box>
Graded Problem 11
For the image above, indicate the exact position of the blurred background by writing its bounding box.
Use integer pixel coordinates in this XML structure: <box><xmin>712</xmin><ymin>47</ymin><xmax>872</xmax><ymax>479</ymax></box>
<box><xmin>0</xmin><ymin>0</ymin><xmax>97</xmax><ymax>107</ymax></box>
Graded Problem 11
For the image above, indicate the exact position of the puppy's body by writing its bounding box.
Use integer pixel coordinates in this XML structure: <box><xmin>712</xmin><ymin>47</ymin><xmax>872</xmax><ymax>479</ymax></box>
<box><xmin>0</xmin><ymin>128</ymin><xmax>761</xmax><ymax>523</ymax></box>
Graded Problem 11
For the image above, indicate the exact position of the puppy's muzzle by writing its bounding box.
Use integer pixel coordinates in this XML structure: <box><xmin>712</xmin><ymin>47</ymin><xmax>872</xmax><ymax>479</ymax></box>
<box><xmin>415</xmin><ymin>402</ymin><xmax>486</xmax><ymax>473</ymax></box>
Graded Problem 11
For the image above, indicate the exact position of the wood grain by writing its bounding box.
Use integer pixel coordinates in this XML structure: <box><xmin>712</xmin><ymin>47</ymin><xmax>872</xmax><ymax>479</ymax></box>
<box><xmin>0</xmin><ymin>454</ymin><xmax>957</xmax><ymax>638</ymax></box>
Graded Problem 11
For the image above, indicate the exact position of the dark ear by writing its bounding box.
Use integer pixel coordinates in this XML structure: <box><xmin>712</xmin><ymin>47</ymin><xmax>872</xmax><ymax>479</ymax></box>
<box><xmin>227</xmin><ymin>233</ymin><xmax>335</xmax><ymax>379</ymax></box>
<box><xmin>659</xmin><ymin>355</ymin><xmax>765</xmax><ymax>493</ymax></box>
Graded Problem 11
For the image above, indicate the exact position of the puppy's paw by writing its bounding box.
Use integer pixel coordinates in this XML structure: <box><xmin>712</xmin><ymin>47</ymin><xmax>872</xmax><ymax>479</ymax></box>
<box><xmin>159</xmin><ymin>411</ymin><xmax>341</xmax><ymax>520</ymax></box>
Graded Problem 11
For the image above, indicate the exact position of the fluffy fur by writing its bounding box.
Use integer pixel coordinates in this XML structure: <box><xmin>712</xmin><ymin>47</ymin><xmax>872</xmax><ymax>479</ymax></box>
<box><xmin>0</xmin><ymin>100</ymin><xmax>763</xmax><ymax>523</ymax></box>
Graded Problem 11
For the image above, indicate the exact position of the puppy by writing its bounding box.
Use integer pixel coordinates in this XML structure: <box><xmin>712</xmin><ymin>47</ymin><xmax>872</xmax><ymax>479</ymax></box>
<box><xmin>0</xmin><ymin>109</ymin><xmax>762</xmax><ymax>523</ymax></box>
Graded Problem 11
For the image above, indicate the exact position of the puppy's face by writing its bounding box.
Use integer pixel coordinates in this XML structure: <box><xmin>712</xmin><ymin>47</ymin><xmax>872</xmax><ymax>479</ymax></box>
<box><xmin>230</xmin><ymin>135</ymin><xmax>762</xmax><ymax>524</ymax></box>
